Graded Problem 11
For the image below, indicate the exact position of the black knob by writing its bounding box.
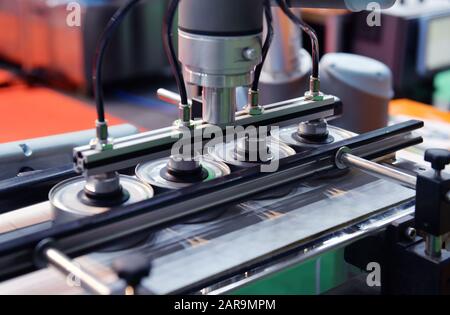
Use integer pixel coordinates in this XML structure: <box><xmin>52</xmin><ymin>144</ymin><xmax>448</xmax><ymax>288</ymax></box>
<box><xmin>112</xmin><ymin>254</ymin><xmax>151</xmax><ymax>288</ymax></box>
<box><xmin>424</xmin><ymin>149</ymin><xmax>450</xmax><ymax>172</ymax></box>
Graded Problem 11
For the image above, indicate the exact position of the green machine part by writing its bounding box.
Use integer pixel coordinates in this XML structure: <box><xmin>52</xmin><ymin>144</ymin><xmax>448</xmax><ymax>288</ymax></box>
<box><xmin>232</xmin><ymin>249</ymin><xmax>350</xmax><ymax>295</ymax></box>
<box><xmin>434</xmin><ymin>70</ymin><xmax>450</xmax><ymax>111</ymax></box>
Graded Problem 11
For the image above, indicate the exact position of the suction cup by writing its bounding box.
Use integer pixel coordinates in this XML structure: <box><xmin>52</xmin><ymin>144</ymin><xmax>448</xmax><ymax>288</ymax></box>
<box><xmin>49</xmin><ymin>175</ymin><xmax>154</xmax><ymax>251</ymax></box>
<box><xmin>135</xmin><ymin>156</ymin><xmax>231</xmax><ymax>191</ymax></box>
<box><xmin>272</xmin><ymin>125</ymin><xmax>354</xmax><ymax>152</ymax></box>
<box><xmin>50</xmin><ymin>175</ymin><xmax>154</xmax><ymax>224</ymax></box>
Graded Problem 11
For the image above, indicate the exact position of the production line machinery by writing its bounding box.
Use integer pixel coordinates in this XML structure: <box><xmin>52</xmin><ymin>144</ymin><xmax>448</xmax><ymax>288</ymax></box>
<box><xmin>0</xmin><ymin>0</ymin><xmax>449</xmax><ymax>295</ymax></box>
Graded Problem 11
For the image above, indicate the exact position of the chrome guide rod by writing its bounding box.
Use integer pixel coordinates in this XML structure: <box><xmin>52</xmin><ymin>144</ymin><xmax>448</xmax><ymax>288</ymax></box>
<box><xmin>43</xmin><ymin>247</ymin><xmax>113</xmax><ymax>295</ymax></box>
<box><xmin>157</xmin><ymin>88</ymin><xmax>194</xmax><ymax>106</ymax></box>
<box><xmin>336</xmin><ymin>147</ymin><xmax>417</xmax><ymax>189</ymax></box>
<box><xmin>157</xmin><ymin>88</ymin><xmax>182</xmax><ymax>105</ymax></box>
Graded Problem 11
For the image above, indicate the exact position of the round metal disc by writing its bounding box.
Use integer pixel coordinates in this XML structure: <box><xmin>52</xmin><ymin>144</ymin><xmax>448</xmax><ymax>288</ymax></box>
<box><xmin>135</xmin><ymin>157</ymin><xmax>231</xmax><ymax>190</ymax></box>
<box><xmin>50</xmin><ymin>175</ymin><xmax>154</xmax><ymax>223</ymax></box>
<box><xmin>208</xmin><ymin>138</ymin><xmax>296</xmax><ymax>168</ymax></box>
<box><xmin>272</xmin><ymin>125</ymin><xmax>354</xmax><ymax>151</ymax></box>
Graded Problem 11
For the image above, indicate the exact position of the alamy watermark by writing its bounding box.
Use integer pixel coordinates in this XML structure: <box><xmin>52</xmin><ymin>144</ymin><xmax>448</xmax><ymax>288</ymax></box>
<box><xmin>366</xmin><ymin>262</ymin><xmax>381</xmax><ymax>287</ymax></box>
<box><xmin>346</xmin><ymin>1</ymin><xmax>383</xmax><ymax>27</ymax></box>
<box><xmin>171</xmin><ymin>125</ymin><xmax>281</xmax><ymax>173</ymax></box>
<box><xmin>66</xmin><ymin>262</ymin><xmax>81</xmax><ymax>288</ymax></box>
<box><xmin>366</xmin><ymin>2</ymin><xmax>382</xmax><ymax>27</ymax></box>
<box><xmin>65</xmin><ymin>1</ymin><xmax>386</xmax><ymax>28</ymax></box>
<box><xmin>66</xmin><ymin>1</ymin><xmax>81</xmax><ymax>27</ymax></box>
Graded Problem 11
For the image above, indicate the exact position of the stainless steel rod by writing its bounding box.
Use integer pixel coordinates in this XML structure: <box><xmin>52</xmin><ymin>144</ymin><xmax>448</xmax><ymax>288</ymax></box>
<box><xmin>44</xmin><ymin>248</ymin><xmax>112</xmax><ymax>295</ymax></box>
<box><xmin>340</xmin><ymin>152</ymin><xmax>417</xmax><ymax>189</ymax></box>
<box><xmin>157</xmin><ymin>88</ymin><xmax>182</xmax><ymax>105</ymax></box>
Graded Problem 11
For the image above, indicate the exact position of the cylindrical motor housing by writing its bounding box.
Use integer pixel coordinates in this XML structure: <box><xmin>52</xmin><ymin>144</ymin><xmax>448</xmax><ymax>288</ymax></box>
<box><xmin>178</xmin><ymin>0</ymin><xmax>264</xmax><ymax>125</ymax></box>
<box><xmin>179</xmin><ymin>0</ymin><xmax>263</xmax><ymax>36</ymax></box>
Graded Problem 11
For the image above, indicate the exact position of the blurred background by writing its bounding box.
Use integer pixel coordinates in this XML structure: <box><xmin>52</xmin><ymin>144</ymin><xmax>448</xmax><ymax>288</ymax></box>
<box><xmin>0</xmin><ymin>0</ymin><xmax>448</xmax><ymax>146</ymax></box>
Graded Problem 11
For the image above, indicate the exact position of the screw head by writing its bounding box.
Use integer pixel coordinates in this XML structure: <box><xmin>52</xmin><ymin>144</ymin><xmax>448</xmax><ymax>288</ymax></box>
<box><xmin>243</xmin><ymin>47</ymin><xmax>258</xmax><ymax>61</ymax></box>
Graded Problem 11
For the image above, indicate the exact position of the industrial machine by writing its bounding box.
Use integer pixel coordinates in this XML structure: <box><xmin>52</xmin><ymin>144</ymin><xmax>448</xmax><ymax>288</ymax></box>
<box><xmin>0</xmin><ymin>0</ymin><xmax>449</xmax><ymax>295</ymax></box>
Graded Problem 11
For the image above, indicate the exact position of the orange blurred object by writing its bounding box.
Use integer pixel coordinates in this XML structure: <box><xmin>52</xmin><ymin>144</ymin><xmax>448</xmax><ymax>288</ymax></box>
<box><xmin>390</xmin><ymin>99</ymin><xmax>450</xmax><ymax>123</ymax></box>
<box><xmin>0</xmin><ymin>71</ymin><xmax>124</xmax><ymax>143</ymax></box>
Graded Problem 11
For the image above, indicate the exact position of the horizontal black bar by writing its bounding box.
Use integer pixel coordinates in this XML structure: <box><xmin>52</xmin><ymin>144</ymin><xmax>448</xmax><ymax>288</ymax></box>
<box><xmin>0</xmin><ymin>120</ymin><xmax>423</xmax><ymax>281</ymax></box>
<box><xmin>85</xmin><ymin>100</ymin><xmax>341</xmax><ymax>170</ymax></box>
<box><xmin>0</xmin><ymin>165</ymin><xmax>76</xmax><ymax>214</ymax></box>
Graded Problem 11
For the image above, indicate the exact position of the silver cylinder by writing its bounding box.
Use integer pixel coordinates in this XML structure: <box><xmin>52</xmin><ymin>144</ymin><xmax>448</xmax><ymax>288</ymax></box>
<box><xmin>44</xmin><ymin>248</ymin><xmax>113</xmax><ymax>295</ymax></box>
<box><xmin>179</xmin><ymin>30</ymin><xmax>261</xmax><ymax>126</ymax></box>
<box><xmin>84</xmin><ymin>172</ymin><xmax>122</xmax><ymax>196</ymax></box>
<box><xmin>167</xmin><ymin>155</ymin><xmax>201</xmax><ymax>172</ymax></box>
<box><xmin>202</xmin><ymin>87</ymin><xmax>237</xmax><ymax>125</ymax></box>
<box><xmin>179</xmin><ymin>31</ymin><xmax>262</xmax><ymax>88</ymax></box>
<box><xmin>319</xmin><ymin>53</ymin><xmax>393</xmax><ymax>133</ymax></box>
<box><xmin>50</xmin><ymin>175</ymin><xmax>154</xmax><ymax>224</ymax></box>
<box><xmin>298</xmin><ymin>119</ymin><xmax>329</xmax><ymax>138</ymax></box>
<box><xmin>338</xmin><ymin>151</ymin><xmax>417</xmax><ymax>189</ymax></box>
<box><xmin>157</xmin><ymin>88</ymin><xmax>183</xmax><ymax>105</ymax></box>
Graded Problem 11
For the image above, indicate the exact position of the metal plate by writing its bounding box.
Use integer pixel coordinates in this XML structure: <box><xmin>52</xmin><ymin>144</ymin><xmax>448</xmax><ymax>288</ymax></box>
<box><xmin>50</xmin><ymin>175</ymin><xmax>154</xmax><ymax>222</ymax></box>
<box><xmin>135</xmin><ymin>157</ymin><xmax>231</xmax><ymax>190</ymax></box>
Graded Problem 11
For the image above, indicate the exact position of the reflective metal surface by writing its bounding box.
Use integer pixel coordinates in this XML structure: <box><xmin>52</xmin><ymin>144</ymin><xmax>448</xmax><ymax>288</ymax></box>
<box><xmin>74</xmin><ymin>95</ymin><xmax>337</xmax><ymax>176</ymax></box>
<box><xmin>272</xmin><ymin>124</ymin><xmax>353</xmax><ymax>150</ymax></box>
<box><xmin>50</xmin><ymin>175</ymin><xmax>154</xmax><ymax>224</ymax></box>
<box><xmin>135</xmin><ymin>157</ymin><xmax>231</xmax><ymax>190</ymax></box>
<box><xmin>337</xmin><ymin>150</ymin><xmax>417</xmax><ymax>189</ymax></box>
<box><xmin>179</xmin><ymin>31</ymin><xmax>262</xmax><ymax>88</ymax></box>
<box><xmin>202</xmin><ymin>87</ymin><xmax>237</xmax><ymax>125</ymax></box>
<box><xmin>0</xmin><ymin>166</ymin><xmax>417</xmax><ymax>294</ymax></box>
